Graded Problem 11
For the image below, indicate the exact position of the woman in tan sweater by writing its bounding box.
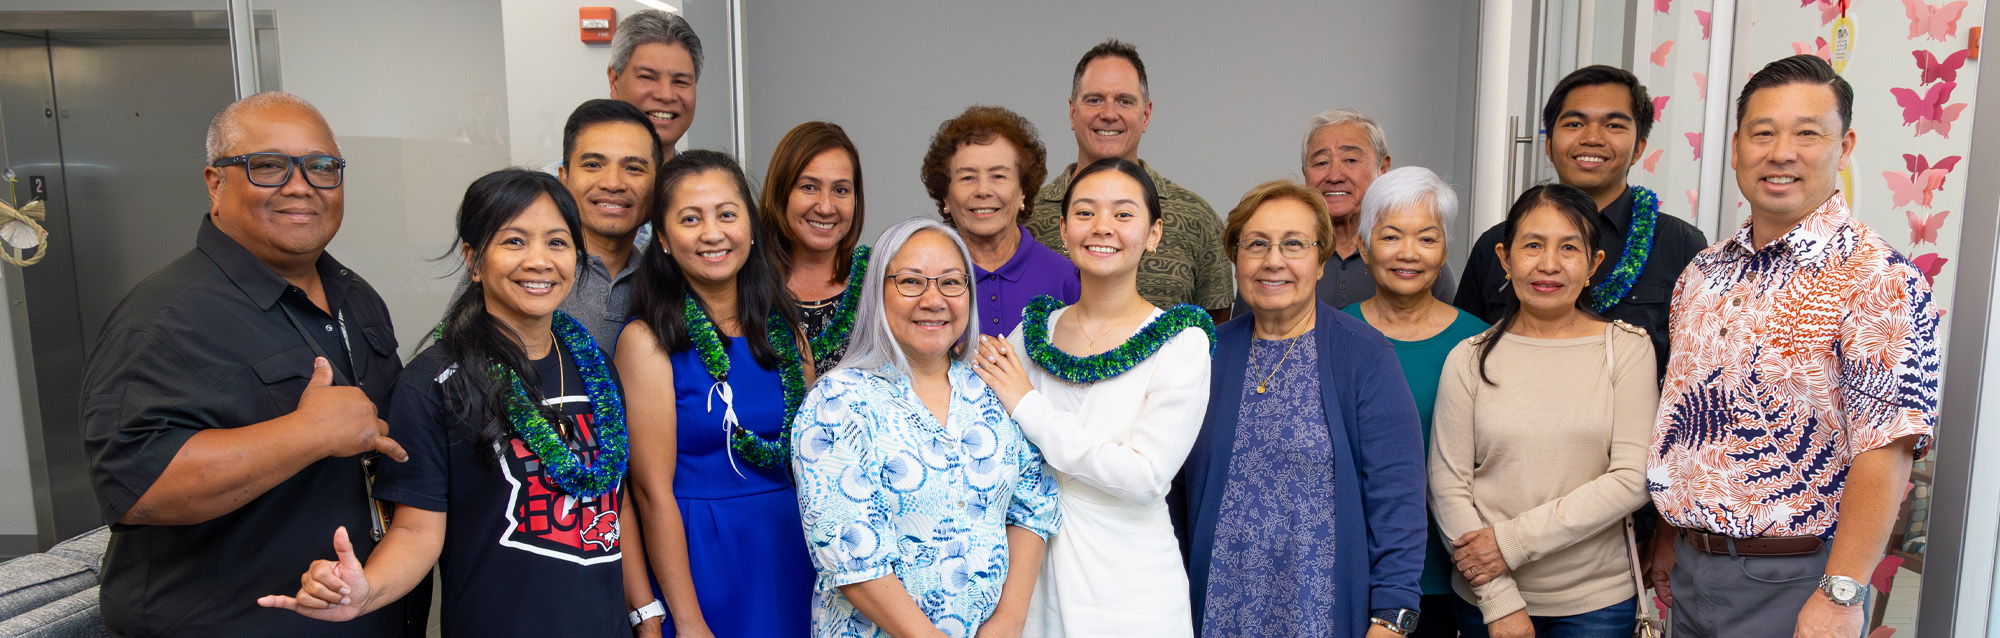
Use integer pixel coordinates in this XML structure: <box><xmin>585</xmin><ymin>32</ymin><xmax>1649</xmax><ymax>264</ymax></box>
<box><xmin>1429</xmin><ymin>184</ymin><xmax>1655</xmax><ymax>638</ymax></box>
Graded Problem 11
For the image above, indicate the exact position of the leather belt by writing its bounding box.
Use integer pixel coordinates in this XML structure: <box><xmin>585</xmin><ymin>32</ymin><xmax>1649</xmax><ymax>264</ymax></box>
<box><xmin>1684</xmin><ymin>529</ymin><xmax>1823</xmax><ymax>556</ymax></box>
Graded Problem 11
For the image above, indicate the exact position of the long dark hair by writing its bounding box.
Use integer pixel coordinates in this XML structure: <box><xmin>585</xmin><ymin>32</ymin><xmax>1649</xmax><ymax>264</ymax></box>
<box><xmin>632</xmin><ymin>149</ymin><xmax>799</xmax><ymax>368</ymax></box>
<box><xmin>758</xmin><ymin>122</ymin><xmax>866</xmax><ymax>286</ymax></box>
<box><xmin>1475</xmin><ymin>183</ymin><xmax>1602</xmax><ymax>385</ymax></box>
<box><xmin>431</xmin><ymin>169</ymin><xmax>587</xmax><ymax>457</ymax></box>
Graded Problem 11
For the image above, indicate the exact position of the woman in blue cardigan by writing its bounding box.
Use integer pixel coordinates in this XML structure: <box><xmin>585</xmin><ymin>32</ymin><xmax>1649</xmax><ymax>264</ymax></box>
<box><xmin>1171</xmin><ymin>180</ymin><xmax>1429</xmax><ymax>638</ymax></box>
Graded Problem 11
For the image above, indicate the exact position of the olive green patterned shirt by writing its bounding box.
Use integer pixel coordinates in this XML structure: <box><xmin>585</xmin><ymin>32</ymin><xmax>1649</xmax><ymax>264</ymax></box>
<box><xmin>1027</xmin><ymin>159</ymin><xmax>1235</xmax><ymax>310</ymax></box>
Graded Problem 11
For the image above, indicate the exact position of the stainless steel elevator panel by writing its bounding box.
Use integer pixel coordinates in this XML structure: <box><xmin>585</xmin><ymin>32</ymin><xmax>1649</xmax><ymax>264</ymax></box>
<box><xmin>0</xmin><ymin>23</ymin><xmax>236</xmax><ymax>545</ymax></box>
<box><xmin>50</xmin><ymin>34</ymin><xmax>234</xmax><ymax>344</ymax></box>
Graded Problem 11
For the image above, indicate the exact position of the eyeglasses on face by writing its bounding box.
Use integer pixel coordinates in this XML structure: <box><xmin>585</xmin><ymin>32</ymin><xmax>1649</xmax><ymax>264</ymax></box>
<box><xmin>210</xmin><ymin>153</ymin><xmax>346</xmax><ymax>189</ymax></box>
<box><xmin>1235</xmin><ymin>237</ymin><xmax>1320</xmax><ymax>258</ymax></box>
<box><xmin>885</xmin><ymin>272</ymin><xmax>971</xmax><ymax>297</ymax></box>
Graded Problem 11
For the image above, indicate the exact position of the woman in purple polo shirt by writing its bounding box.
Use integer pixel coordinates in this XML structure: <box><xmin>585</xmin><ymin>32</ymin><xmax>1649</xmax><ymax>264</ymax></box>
<box><xmin>920</xmin><ymin>106</ymin><xmax>1081</xmax><ymax>337</ymax></box>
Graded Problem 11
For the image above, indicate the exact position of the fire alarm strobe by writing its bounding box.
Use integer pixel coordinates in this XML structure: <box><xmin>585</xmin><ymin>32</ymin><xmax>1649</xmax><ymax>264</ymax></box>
<box><xmin>580</xmin><ymin>7</ymin><xmax>615</xmax><ymax>44</ymax></box>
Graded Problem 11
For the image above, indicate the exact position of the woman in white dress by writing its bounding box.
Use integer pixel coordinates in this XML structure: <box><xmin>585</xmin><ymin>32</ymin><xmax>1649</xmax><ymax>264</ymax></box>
<box><xmin>973</xmin><ymin>157</ymin><xmax>1213</xmax><ymax>637</ymax></box>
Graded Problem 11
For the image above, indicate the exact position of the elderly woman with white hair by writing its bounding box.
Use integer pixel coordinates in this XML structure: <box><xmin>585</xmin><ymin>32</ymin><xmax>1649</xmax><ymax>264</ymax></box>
<box><xmin>1341</xmin><ymin>166</ymin><xmax>1491</xmax><ymax>638</ymax></box>
<box><xmin>791</xmin><ymin>217</ymin><xmax>1061</xmax><ymax>638</ymax></box>
<box><xmin>1174</xmin><ymin>179</ymin><xmax>1427</xmax><ymax>638</ymax></box>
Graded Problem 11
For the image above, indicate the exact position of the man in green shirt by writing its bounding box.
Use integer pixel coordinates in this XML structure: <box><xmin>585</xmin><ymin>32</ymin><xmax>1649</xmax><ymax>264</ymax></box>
<box><xmin>1027</xmin><ymin>39</ymin><xmax>1234</xmax><ymax>321</ymax></box>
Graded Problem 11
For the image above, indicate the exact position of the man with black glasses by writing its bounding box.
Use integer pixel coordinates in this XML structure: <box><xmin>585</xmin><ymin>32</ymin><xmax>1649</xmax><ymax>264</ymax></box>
<box><xmin>82</xmin><ymin>92</ymin><xmax>418</xmax><ymax>636</ymax></box>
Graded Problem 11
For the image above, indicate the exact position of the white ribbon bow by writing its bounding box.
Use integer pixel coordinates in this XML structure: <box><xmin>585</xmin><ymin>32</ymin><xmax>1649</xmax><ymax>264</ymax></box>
<box><xmin>707</xmin><ymin>380</ymin><xmax>745</xmax><ymax>478</ymax></box>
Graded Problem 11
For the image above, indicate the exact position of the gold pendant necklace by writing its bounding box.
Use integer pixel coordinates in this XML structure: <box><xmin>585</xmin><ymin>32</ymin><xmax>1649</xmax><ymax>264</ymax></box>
<box><xmin>1254</xmin><ymin>310</ymin><xmax>1316</xmax><ymax>394</ymax></box>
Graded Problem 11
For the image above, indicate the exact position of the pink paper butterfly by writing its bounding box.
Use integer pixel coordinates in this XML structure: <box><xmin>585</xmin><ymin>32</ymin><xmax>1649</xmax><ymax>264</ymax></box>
<box><xmin>1657</xmin><ymin>0</ymin><xmax>1674</xmax><ymax>13</ymax></box>
<box><xmin>1696</xmin><ymin>10</ymin><xmax>1713</xmax><ymax>39</ymax></box>
<box><xmin>1903</xmin><ymin>154</ymin><xmax>1962</xmax><ymax>186</ymax></box>
<box><xmin>1891</xmin><ymin>81</ymin><xmax>1956</xmax><ymax>124</ymax></box>
<box><xmin>1916</xmin><ymin>103</ymin><xmax>1969</xmax><ymax>137</ymax></box>
<box><xmin>1904</xmin><ymin>0</ymin><xmax>1969</xmax><ymax>41</ymax></box>
<box><xmin>1793</xmin><ymin>37</ymin><xmax>1832</xmax><ymax>61</ymax></box>
<box><xmin>1817</xmin><ymin>0</ymin><xmax>1848</xmax><ymax>25</ymax></box>
<box><xmin>1913</xmin><ymin>253</ymin><xmax>1948</xmax><ymax>285</ymax></box>
<box><xmin>1652</xmin><ymin>96</ymin><xmax>1670</xmax><ymax>121</ymax></box>
<box><xmin>1685</xmin><ymin>132</ymin><xmax>1702</xmax><ymax>161</ymax></box>
<box><xmin>1642</xmin><ymin>148</ymin><xmax>1665</xmax><ymax>174</ymax></box>
<box><xmin>1651</xmin><ymin>41</ymin><xmax>1675</xmax><ymax>67</ymax></box>
<box><xmin>1914</xmin><ymin>49</ymin><xmax>1970</xmax><ymax>85</ymax></box>
<box><xmin>1907</xmin><ymin>210</ymin><xmax>1950</xmax><ymax>245</ymax></box>
<box><xmin>1693</xmin><ymin>72</ymin><xmax>1708</xmax><ymax>99</ymax></box>
<box><xmin>1883</xmin><ymin>169</ymin><xmax>1948</xmax><ymax>208</ymax></box>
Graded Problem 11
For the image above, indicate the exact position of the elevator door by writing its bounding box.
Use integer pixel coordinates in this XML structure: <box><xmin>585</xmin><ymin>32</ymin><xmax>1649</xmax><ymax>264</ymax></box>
<box><xmin>0</xmin><ymin>27</ymin><xmax>236</xmax><ymax>544</ymax></box>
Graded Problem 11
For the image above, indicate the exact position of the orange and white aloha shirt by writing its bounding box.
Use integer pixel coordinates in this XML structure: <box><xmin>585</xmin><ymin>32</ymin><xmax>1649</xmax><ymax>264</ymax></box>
<box><xmin>1648</xmin><ymin>192</ymin><xmax>1938</xmax><ymax>539</ymax></box>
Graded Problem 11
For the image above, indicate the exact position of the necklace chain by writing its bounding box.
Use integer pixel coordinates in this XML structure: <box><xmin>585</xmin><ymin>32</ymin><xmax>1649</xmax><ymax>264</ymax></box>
<box><xmin>1081</xmin><ymin>305</ymin><xmax>1147</xmax><ymax>350</ymax></box>
<box><xmin>1255</xmin><ymin>310</ymin><xmax>1315</xmax><ymax>394</ymax></box>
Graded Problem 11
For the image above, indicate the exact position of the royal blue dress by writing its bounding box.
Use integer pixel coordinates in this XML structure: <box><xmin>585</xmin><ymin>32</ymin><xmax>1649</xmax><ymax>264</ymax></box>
<box><xmin>659</xmin><ymin>336</ymin><xmax>815</xmax><ymax>636</ymax></box>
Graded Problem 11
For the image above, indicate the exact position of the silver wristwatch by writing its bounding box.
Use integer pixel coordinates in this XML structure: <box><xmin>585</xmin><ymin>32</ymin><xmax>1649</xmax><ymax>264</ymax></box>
<box><xmin>1818</xmin><ymin>575</ymin><xmax>1865</xmax><ymax>606</ymax></box>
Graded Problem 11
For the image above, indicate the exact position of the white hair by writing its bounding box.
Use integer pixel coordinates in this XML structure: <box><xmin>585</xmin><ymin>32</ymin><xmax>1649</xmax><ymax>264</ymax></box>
<box><xmin>835</xmin><ymin>217</ymin><xmax>980</xmax><ymax>381</ymax></box>
<box><xmin>1300</xmin><ymin>108</ymin><xmax>1389</xmax><ymax>168</ymax></box>
<box><xmin>204</xmin><ymin>91</ymin><xmax>340</xmax><ymax>163</ymax></box>
<box><xmin>1356</xmin><ymin>166</ymin><xmax>1458</xmax><ymax>251</ymax></box>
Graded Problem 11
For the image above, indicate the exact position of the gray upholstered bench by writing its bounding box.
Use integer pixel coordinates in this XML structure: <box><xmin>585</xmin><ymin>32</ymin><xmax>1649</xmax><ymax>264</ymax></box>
<box><xmin>0</xmin><ymin>528</ymin><xmax>109</xmax><ymax>638</ymax></box>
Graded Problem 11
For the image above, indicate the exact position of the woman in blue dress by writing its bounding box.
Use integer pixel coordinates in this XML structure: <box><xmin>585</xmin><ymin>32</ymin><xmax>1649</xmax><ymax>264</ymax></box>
<box><xmin>616</xmin><ymin>150</ymin><xmax>815</xmax><ymax>636</ymax></box>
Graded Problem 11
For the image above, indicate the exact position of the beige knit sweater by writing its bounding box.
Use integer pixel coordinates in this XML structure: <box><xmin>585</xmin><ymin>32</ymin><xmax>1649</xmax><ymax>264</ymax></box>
<box><xmin>1428</xmin><ymin>321</ymin><xmax>1657</xmax><ymax>624</ymax></box>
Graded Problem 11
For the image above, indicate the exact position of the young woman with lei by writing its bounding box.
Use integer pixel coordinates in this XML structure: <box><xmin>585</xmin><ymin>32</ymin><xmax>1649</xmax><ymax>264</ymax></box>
<box><xmin>614</xmin><ymin>149</ymin><xmax>815</xmax><ymax>637</ymax></box>
<box><xmin>758</xmin><ymin>122</ymin><xmax>873</xmax><ymax>376</ymax></box>
<box><xmin>260</xmin><ymin>170</ymin><xmax>639</xmax><ymax>636</ymax></box>
<box><xmin>972</xmin><ymin>157</ymin><xmax>1215</xmax><ymax>637</ymax></box>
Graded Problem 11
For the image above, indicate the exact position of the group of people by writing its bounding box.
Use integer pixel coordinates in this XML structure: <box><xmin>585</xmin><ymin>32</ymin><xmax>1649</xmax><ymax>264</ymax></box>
<box><xmin>77</xmin><ymin>8</ymin><xmax>1939</xmax><ymax>638</ymax></box>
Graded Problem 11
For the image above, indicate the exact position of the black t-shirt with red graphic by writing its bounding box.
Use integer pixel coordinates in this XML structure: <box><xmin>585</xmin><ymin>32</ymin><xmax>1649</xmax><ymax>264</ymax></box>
<box><xmin>374</xmin><ymin>343</ymin><xmax>625</xmax><ymax>637</ymax></box>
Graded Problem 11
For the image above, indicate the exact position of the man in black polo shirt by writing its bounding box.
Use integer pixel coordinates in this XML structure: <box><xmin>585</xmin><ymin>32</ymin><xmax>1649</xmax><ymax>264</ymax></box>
<box><xmin>81</xmin><ymin>92</ymin><xmax>417</xmax><ymax>636</ymax></box>
<box><xmin>1455</xmin><ymin>65</ymin><xmax>1708</xmax><ymax>378</ymax></box>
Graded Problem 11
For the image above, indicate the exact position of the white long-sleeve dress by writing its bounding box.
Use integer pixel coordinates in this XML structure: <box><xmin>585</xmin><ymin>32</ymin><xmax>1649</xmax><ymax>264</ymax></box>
<box><xmin>1008</xmin><ymin>306</ymin><xmax>1211</xmax><ymax>638</ymax></box>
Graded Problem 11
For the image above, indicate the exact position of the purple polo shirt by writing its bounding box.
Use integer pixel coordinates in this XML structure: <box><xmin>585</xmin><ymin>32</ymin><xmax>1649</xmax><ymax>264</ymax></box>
<box><xmin>976</xmin><ymin>226</ymin><xmax>1082</xmax><ymax>337</ymax></box>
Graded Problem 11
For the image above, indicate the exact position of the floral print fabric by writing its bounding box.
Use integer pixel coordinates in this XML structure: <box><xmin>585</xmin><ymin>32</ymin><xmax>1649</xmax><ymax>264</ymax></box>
<box><xmin>793</xmin><ymin>361</ymin><xmax>1062</xmax><ymax>637</ymax></box>
<box><xmin>1203</xmin><ymin>332</ymin><xmax>1339</xmax><ymax>636</ymax></box>
<box><xmin>1649</xmin><ymin>192</ymin><xmax>1939</xmax><ymax>539</ymax></box>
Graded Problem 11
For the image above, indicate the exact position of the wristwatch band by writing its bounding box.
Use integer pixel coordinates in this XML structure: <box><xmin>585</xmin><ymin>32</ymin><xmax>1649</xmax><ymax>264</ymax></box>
<box><xmin>629</xmin><ymin>600</ymin><xmax>665</xmax><ymax>627</ymax></box>
<box><xmin>1370</xmin><ymin>608</ymin><xmax>1420</xmax><ymax>634</ymax></box>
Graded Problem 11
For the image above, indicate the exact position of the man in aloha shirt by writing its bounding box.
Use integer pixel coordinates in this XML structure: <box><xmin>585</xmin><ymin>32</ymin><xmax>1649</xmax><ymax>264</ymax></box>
<box><xmin>1646</xmin><ymin>55</ymin><xmax>1938</xmax><ymax>638</ymax></box>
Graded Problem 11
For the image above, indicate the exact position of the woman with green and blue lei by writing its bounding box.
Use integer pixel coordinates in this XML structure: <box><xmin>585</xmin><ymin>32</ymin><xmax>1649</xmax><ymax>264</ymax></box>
<box><xmin>972</xmin><ymin>157</ymin><xmax>1214</xmax><ymax>637</ymax></box>
<box><xmin>260</xmin><ymin>169</ymin><xmax>636</xmax><ymax>636</ymax></box>
<box><xmin>615</xmin><ymin>150</ymin><xmax>815</xmax><ymax>636</ymax></box>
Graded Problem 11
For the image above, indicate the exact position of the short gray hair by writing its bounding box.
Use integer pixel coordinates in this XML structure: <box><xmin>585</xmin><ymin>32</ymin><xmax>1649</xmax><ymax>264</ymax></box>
<box><xmin>836</xmin><ymin>217</ymin><xmax>980</xmax><ymax>380</ymax></box>
<box><xmin>1301</xmin><ymin>108</ymin><xmax>1389</xmax><ymax>168</ymax></box>
<box><xmin>205</xmin><ymin>91</ymin><xmax>339</xmax><ymax>163</ymax></box>
<box><xmin>610</xmin><ymin>9</ymin><xmax>704</xmax><ymax>80</ymax></box>
<box><xmin>1356</xmin><ymin>166</ymin><xmax>1458</xmax><ymax>251</ymax></box>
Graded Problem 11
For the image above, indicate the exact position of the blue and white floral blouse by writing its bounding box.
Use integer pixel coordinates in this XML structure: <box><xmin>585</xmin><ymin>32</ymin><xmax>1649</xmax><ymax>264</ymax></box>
<box><xmin>792</xmin><ymin>361</ymin><xmax>1062</xmax><ymax>638</ymax></box>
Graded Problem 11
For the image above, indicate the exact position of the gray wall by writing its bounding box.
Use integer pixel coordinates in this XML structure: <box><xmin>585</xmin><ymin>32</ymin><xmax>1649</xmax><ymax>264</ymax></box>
<box><xmin>741</xmin><ymin>0</ymin><xmax>1482</xmax><ymax>260</ymax></box>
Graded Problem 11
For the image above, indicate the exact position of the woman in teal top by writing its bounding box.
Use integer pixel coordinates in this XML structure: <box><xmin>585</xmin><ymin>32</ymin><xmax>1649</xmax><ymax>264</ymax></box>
<box><xmin>1341</xmin><ymin>166</ymin><xmax>1489</xmax><ymax>638</ymax></box>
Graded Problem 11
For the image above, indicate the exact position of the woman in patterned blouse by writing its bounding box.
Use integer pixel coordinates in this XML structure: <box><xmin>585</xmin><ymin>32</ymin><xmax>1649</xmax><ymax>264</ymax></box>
<box><xmin>791</xmin><ymin>217</ymin><xmax>1061</xmax><ymax>638</ymax></box>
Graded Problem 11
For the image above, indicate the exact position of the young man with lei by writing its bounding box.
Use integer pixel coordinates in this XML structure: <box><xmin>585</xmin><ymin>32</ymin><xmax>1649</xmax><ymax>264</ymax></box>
<box><xmin>259</xmin><ymin>170</ymin><xmax>635</xmax><ymax>636</ymax></box>
<box><xmin>973</xmin><ymin>158</ymin><xmax>1214</xmax><ymax>637</ymax></box>
<box><xmin>1454</xmin><ymin>65</ymin><xmax>1708</xmax><ymax>380</ymax></box>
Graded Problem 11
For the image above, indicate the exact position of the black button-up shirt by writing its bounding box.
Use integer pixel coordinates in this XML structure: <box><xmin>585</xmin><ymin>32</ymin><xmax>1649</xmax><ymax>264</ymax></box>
<box><xmin>1453</xmin><ymin>188</ymin><xmax>1710</xmax><ymax>378</ymax></box>
<box><xmin>81</xmin><ymin>216</ymin><xmax>411</xmax><ymax>637</ymax></box>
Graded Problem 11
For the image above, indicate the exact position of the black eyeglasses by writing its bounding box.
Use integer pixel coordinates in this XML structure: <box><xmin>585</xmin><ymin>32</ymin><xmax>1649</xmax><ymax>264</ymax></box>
<box><xmin>885</xmin><ymin>273</ymin><xmax>971</xmax><ymax>297</ymax></box>
<box><xmin>210</xmin><ymin>153</ymin><xmax>346</xmax><ymax>189</ymax></box>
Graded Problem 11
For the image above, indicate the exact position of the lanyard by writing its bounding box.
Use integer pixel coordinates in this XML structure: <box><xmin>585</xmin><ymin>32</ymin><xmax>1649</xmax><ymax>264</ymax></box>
<box><xmin>277</xmin><ymin>299</ymin><xmax>387</xmax><ymax>541</ymax></box>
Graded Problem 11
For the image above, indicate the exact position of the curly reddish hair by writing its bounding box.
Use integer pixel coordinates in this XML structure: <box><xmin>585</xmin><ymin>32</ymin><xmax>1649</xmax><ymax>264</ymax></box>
<box><xmin>919</xmin><ymin>105</ymin><xmax>1048</xmax><ymax>228</ymax></box>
